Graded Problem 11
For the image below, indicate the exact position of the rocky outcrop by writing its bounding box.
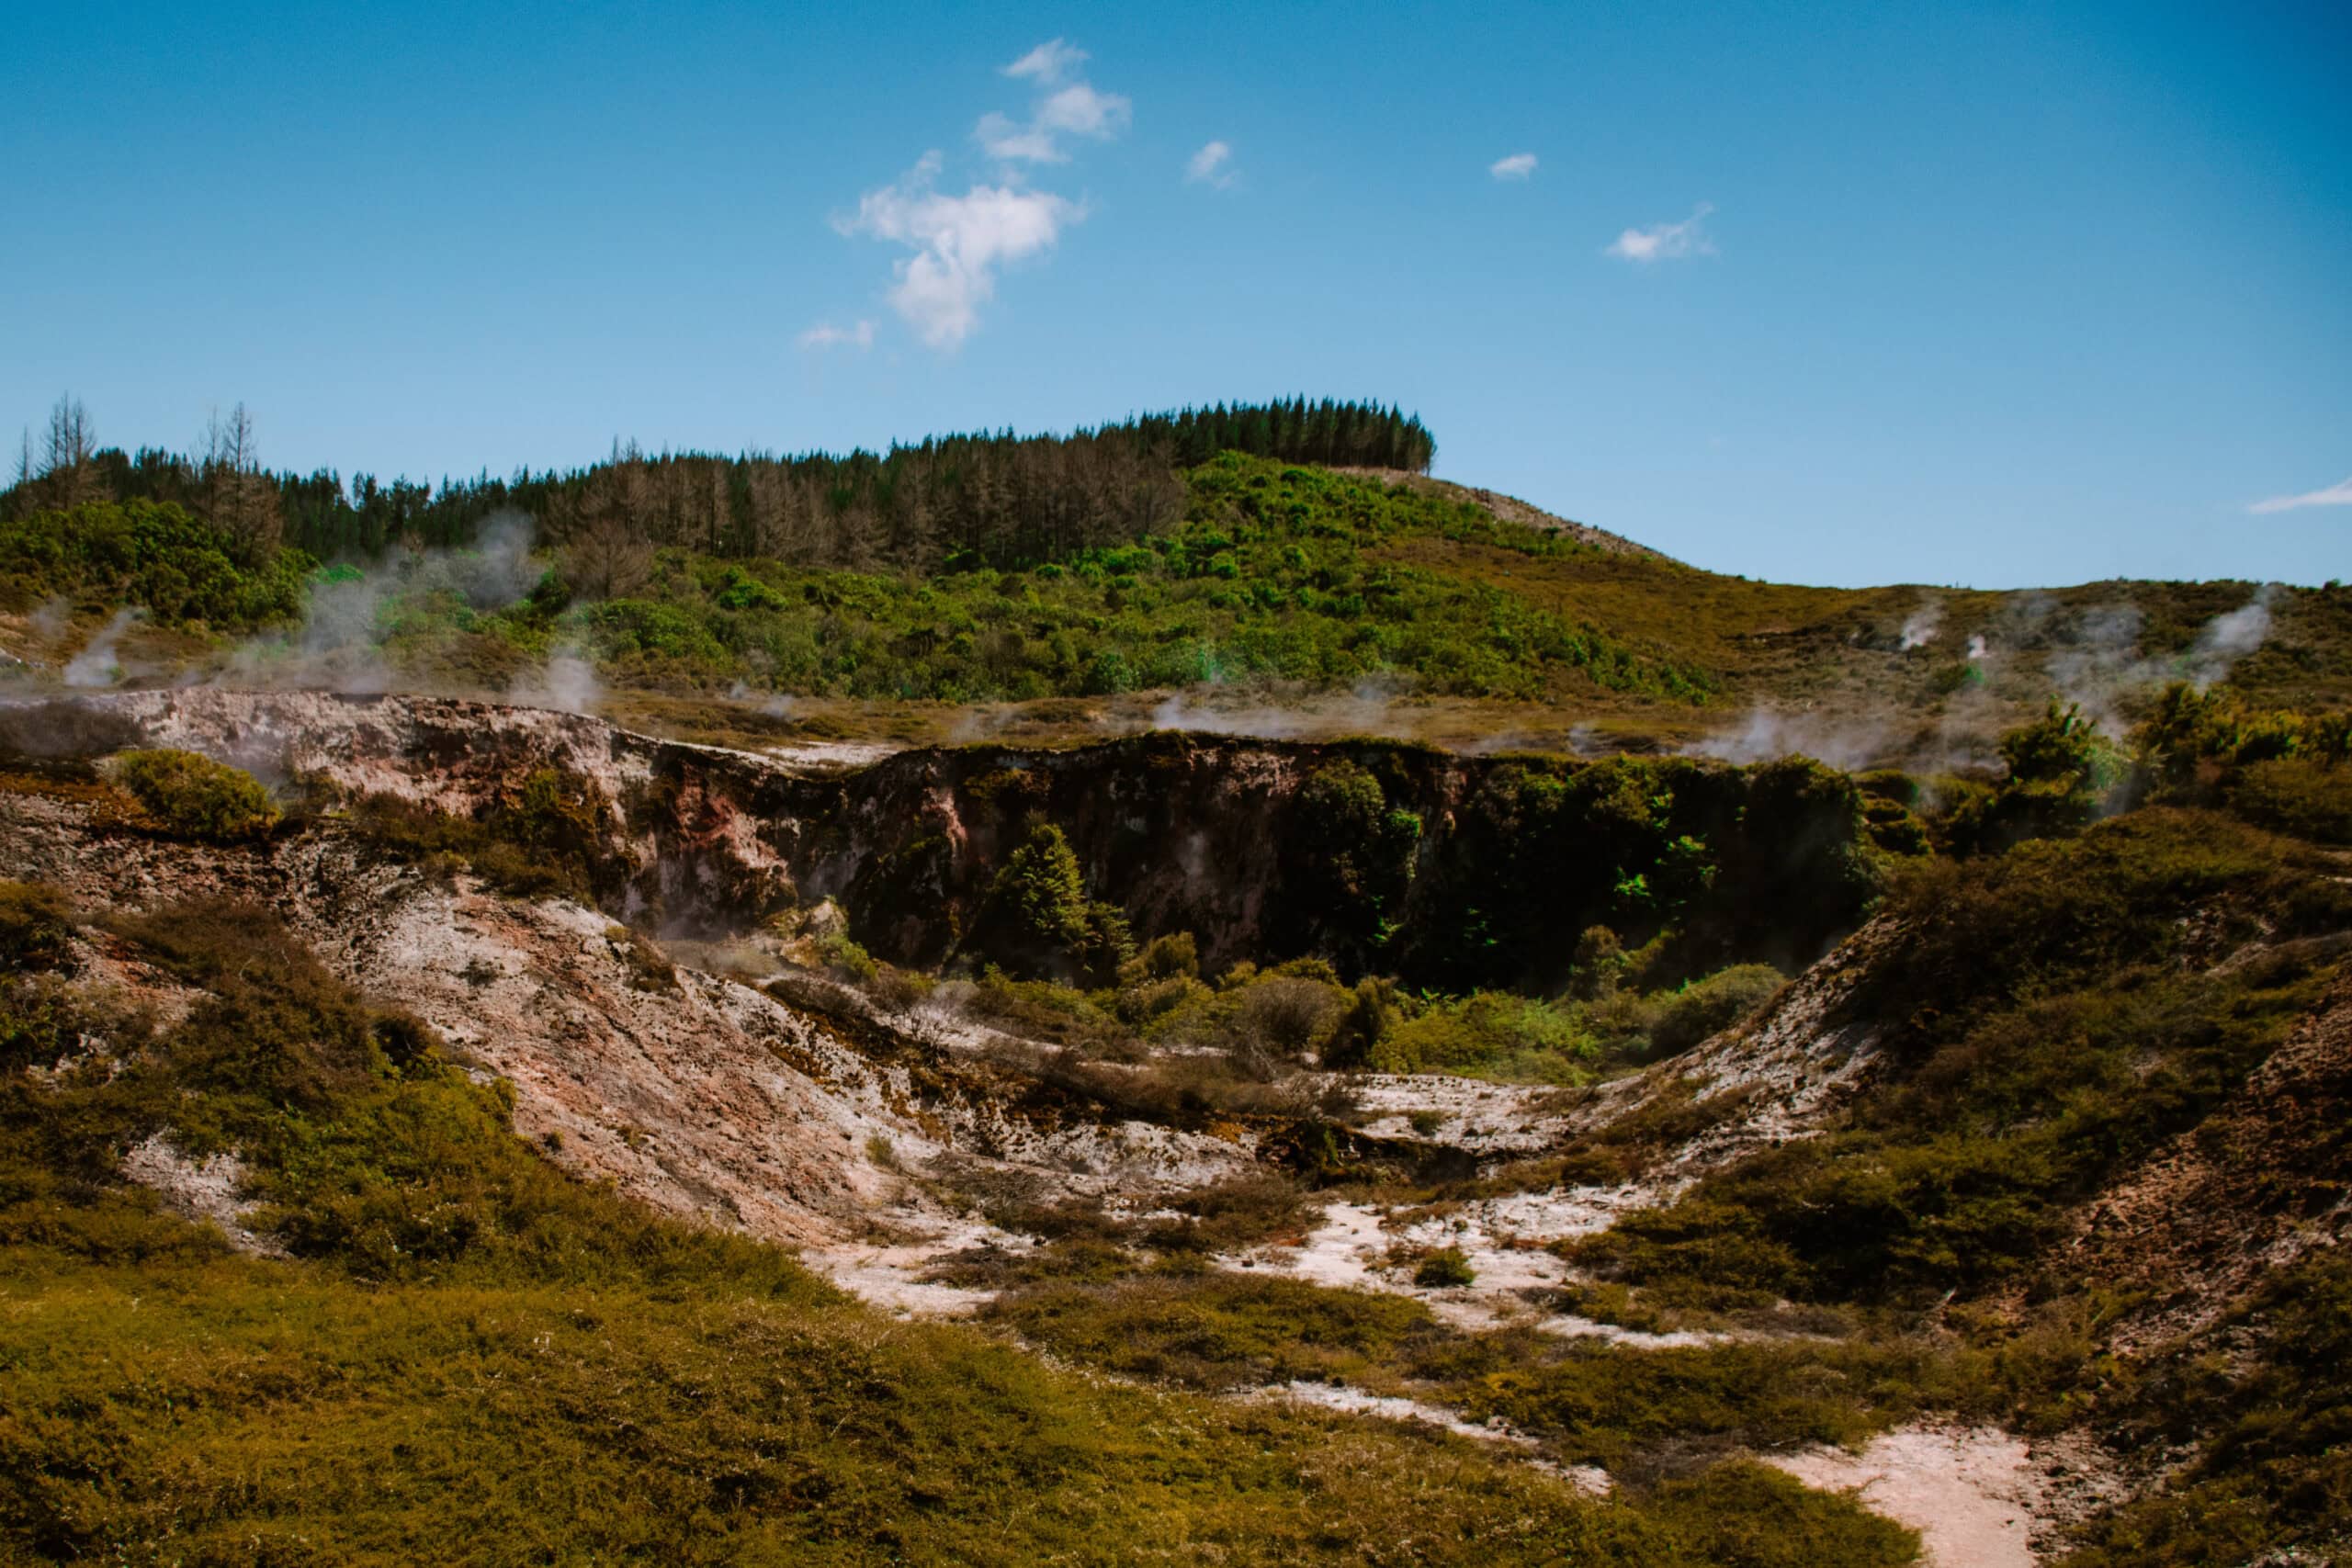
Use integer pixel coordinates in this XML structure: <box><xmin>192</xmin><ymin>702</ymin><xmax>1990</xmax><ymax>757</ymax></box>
<box><xmin>0</xmin><ymin>784</ymin><xmax>1254</xmax><ymax>1251</ymax></box>
<box><xmin>2</xmin><ymin>689</ymin><xmax>1883</xmax><ymax>988</ymax></box>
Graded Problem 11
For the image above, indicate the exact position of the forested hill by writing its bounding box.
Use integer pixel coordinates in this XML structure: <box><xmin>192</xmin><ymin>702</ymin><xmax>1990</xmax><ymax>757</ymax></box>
<box><xmin>8</xmin><ymin>390</ymin><xmax>2345</xmax><ymax>728</ymax></box>
<box><xmin>7</xmin><ymin>397</ymin><xmax>1435</xmax><ymax>571</ymax></box>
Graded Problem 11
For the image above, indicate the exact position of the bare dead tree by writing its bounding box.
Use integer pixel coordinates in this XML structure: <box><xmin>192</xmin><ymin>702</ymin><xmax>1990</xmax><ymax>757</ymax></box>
<box><xmin>38</xmin><ymin>394</ymin><xmax>103</xmax><ymax>509</ymax></box>
<box><xmin>561</xmin><ymin>446</ymin><xmax>655</xmax><ymax>598</ymax></box>
<box><xmin>199</xmin><ymin>402</ymin><xmax>282</xmax><ymax>560</ymax></box>
<box><xmin>567</xmin><ymin>509</ymin><xmax>653</xmax><ymax>599</ymax></box>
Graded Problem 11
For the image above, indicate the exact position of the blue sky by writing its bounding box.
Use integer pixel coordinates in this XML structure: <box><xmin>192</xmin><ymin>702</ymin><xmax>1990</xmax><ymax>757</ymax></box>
<box><xmin>4</xmin><ymin>1</ymin><xmax>2346</xmax><ymax>587</ymax></box>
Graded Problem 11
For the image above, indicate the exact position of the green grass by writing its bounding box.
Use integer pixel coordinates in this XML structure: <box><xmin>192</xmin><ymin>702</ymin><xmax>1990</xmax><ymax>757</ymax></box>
<box><xmin>7</xmin><ymin>1253</ymin><xmax>1667</xmax><ymax>1567</ymax></box>
<box><xmin>978</xmin><ymin>1238</ymin><xmax>2086</xmax><ymax>1474</ymax></box>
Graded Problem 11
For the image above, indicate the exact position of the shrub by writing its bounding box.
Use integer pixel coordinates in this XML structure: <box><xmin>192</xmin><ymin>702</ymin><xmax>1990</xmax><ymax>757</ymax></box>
<box><xmin>2228</xmin><ymin>757</ymin><xmax>2352</xmax><ymax>844</ymax></box>
<box><xmin>1568</xmin><ymin>925</ymin><xmax>1625</xmax><ymax>998</ymax></box>
<box><xmin>1949</xmin><ymin>700</ymin><xmax>2132</xmax><ymax>849</ymax></box>
<box><xmin>1291</xmin><ymin>760</ymin><xmax>1421</xmax><ymax>947</ymax></box>
<box><xmin>1646</xmin><ymin>964</ymin><xmax>1786</xmax><ymax>1055</ymax></box>
<box><xmin>1321</xmin><ymin>976</ymin><xmax>1398</xmax><ymax>1069</ymax></box>
<box><xmin>989</xmin><ymin>819</ymin><xmax>1088</xmax><ymax>953</ymax></box>
<box><xmin>815</xmin><ymin>930</ymin><xmax>880</xmax><ymax>984</ymax></box>
<box><xmin>1127</xmin><ymin>931</ymin><xmax>1200</xmax><ymax>982</ymax></box>
<box><xmin>0</xmin><ymin>881</ymin><xmax>74</xmax><ymax>971</ymax></box>
<box><xmin>975</xmin><ymin>818</ymin><xmax>1131</xmax><ymax>983</ymax></box>
<box><xmin>1226</xmin><ymin>973</ymin><xmax>1345</xmax><ymax>1073</ymax></box>
<box><xmin>343</xmin><ymin>781</ymin><xmax>612</xmax><ymax>902</ymax></box>
<box><xmin>108</xmin><ymin>749</ymin><xmax>280</xmax><ymax>840</ymax></box>
<box><xmin>1574</xmin><ymin>808</ymin><xmax>2346</xmax><ymax>1309</ymax></box>
<box><xmin>1074</xmin><ymin>899</ymin><xmax>1136</xmax><ymax>987</ymax></box>
<box><xmin>1371</xmin><ymin>990</ymin><xmax>1596</xmax><ymax>1083</ymax></box>
<box><xmin>1414</xmin><ymin>1247</ymin><xmax>1476</xmax><ymax>1288</ymax></box>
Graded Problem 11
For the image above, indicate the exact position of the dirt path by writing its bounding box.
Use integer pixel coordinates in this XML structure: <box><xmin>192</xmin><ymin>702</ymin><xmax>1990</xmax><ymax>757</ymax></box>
<box><xmin>1766</xmin><ymin>1426</ymin><xmax>2120</xmax><ymax>1568</ymax></box>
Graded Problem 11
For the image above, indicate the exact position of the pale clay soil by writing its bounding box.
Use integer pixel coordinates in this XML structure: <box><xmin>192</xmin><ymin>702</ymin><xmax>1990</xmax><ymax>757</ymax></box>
<box><xmin>1766</xmin><ymin>1426</ymin><xmax>2128</xmax><ymax>1568</ymax></box>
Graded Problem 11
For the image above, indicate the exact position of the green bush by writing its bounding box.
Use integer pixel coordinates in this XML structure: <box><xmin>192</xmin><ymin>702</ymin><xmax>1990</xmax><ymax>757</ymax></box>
<box><xmin>107</xmin><ymin>749</ymin><xmax>280</xmax><ymax>841</ymax></box>
<box><xmin>1949</xmin><ymin>700</ymin><xmax>2132</xmax><ymax>850</ymax></box>
<box><xmin>0</xmin><ymin>500</ymin><xmax>309</xmax><ymax>628</ymax></box>
<box><xmin>993</xmin><ymin>819</ymin><xmax>1089</xmax><ymax>952</ymax></box>
<box><xmin>1374</xmin><ymin>990</ymin><xmax>1598</xmax><ymax>1083</ymax></box>
<box><xmin>344</xmin><ymin>776</ymin><xmax>616</xmax><ymax>903</ymax></box>
<box><xmin>972</xmin><ymin>818</ymin><xmax>1132</xmax><ymax>983</ymax></box>
<box><xmin>1647</xmin><ymin>964</ymin><xmax>1785</xmax><ymax>1055</ymax></box>
<box><xmin>1415</xmin><ymin>1247</ymin><xmax>1477</xmax><ymax>1288</ymax></box>
<box><xmin>2227</xmin><ymin>757</ymin><xmax>2352</xmax><ymax>844</ymax></box>
<box><xmin>0</xmin><ymin>882</ymin><xmax>74</xmax><ymax>972</ymax></box>
<box><xmin>1291</xmin><ymin>760</ymin><xmax>1422</xmax><ymax>950</ymax></box>
<box><xmin>815</xmin><ymin>929</ymin><xmax>879</xmax><ymax>983</ymax></box>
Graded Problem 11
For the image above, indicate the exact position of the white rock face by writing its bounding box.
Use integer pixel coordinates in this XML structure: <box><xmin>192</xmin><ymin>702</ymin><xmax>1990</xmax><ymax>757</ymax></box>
<box><xmin>119</xmin><ymin>1134</ymin><xmax>284</xmax><ymax>1257</ymax></box>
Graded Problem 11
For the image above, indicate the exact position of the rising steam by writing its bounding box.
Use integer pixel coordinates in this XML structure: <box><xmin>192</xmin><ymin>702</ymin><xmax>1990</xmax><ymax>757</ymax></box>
<box><xmin>63</xmin><ymin>609</ymin><xmax>142</xmax><ymax>688</ymax></box>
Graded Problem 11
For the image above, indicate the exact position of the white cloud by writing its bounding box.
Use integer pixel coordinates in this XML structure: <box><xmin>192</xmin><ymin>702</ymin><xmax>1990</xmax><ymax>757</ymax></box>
<box><xmin>976</xmin><ymin>48</ymin><xmax>1129</xmax><ymax>164</ymax></box>
<box><xmin>797</xmin><ymin>319</ymin><xmax>875</xmax><ymax>352</ymax></box>
<box><xmin>975</xmin><ymin>111</ymin><xmax>1064</xmax><ymax>164</ymax></box>
<box><xmin>1607</xmin><ymin>201</ymin><xmax>1716</xmax><ymax>261</ymax></box>
<box><xmin>833</xmin><ymin>152</ymin><xmax>1081</xmax><ymax>349</ymax></box>
<box><xmin>1038</xmin><ymin>83</ymin><xmax>1127</xmax><ymax>140</ymax></box>
<box><xmin>1489</xmin><ymin>152</ymin><xmax>1537</xmax><ymax>181</ymax></box>
<box><xmin>1004</xmin><ymin>38</ymin><xmax>1086</xmax><ymax>85</ymax></box>
<box><xmin>2248</xmin><ymin>476</ymin><xmax>2352</xmax><ymax>514</ymax></box>
<box><xmin>1186</xmin><ymin>140</ymin><xmax>1235</xmax><ymax>187</ymax></box>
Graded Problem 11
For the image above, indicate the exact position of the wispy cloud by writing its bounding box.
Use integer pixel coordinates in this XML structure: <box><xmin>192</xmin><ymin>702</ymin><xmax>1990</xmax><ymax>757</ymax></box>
<box><xmin>1607</xmin><ymin>201</ymin><xmax>1716</xmax><ymax>261</ymax></box>
<box><xmin>824</xmin><ymin>41</ymin><xmax>1117</xmax><ymax>349</ymax></box>
<box><xmin>976</xmin><ymin>43</ymin><xmax>1129</xmax><ymax>164</ymax></box>
<box><xmin>2248</xmin><ymin>476</ymin><xmax>2352</xmax><ymax>515</ymax></box>
<box><xmin>1489</xmin><ymin>152</ymin><xmax>1537</xmax><ymax>181</ymax></box>
<box><xmin>834</xmin><ymin>152</ymin><xmax>1081</xmax><ymax>349</ymax></box>
<box><xmin>797</xmin><ymin>319</ymin><xmax>875</xmax><ymax>352</ymax></box>
<box><xmin>1185</xmin><ymin>140</ymin><xmax>1235</xmax><ymax>187</ymax></box>
<box><xmin>1004</xmin><ymin>38</ymin><xmax>1085</xmax><ymax>85</ymax></box>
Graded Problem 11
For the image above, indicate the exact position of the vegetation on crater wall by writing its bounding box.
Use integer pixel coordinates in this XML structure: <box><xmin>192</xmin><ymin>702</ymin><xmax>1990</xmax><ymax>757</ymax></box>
<box><xmin>1574</xmin><ymin>807</ymin><xmax>2349</xmax><ymax>1309</ymax></box>
<box><xmin>107</xmin><ymin>748</ymin><xmax>281</xmax><ymax>841</ymax></box>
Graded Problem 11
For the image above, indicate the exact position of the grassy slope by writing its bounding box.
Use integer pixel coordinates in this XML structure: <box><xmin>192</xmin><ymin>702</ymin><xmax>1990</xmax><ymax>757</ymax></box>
<box><xmin>0</xmin><ymin>894</ymin><xmax>1913</xmax><ymax>1566</ymax></box>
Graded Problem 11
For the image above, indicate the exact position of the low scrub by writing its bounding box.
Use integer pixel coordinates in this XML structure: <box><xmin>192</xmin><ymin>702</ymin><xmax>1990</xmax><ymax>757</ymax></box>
<box><xmin>1</xmin><ymin>892</ymin><xmax>1926</xmax><ymax>1564</ymax></box>
<box><xmin>1574</xmin><ymin>809</ymin><xmax>2351</xmax><ymax>1310</ymax></box>
<box><xmin>342</xmin><ymin>768</ymin><xmax>622</xmax><ymax>902</ymax></box>
<box><xmin>107</xmin><ymin>748</ymin><xmax>280</xmax><ymax>841</ymax></box>
<box><xmin>988</xmin><ymin>1269</ymin><xmax>1442</xmax><ymax>1392</ymax></box>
